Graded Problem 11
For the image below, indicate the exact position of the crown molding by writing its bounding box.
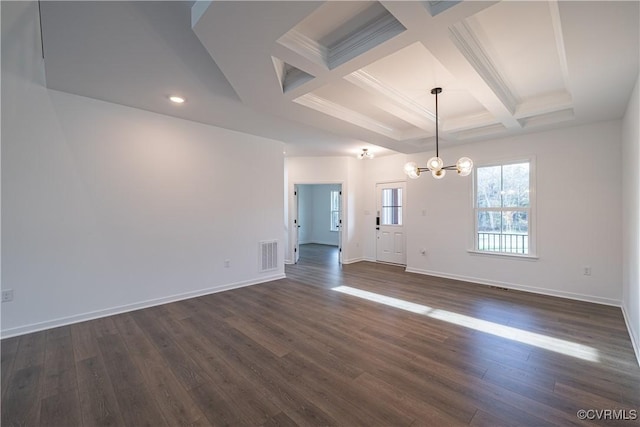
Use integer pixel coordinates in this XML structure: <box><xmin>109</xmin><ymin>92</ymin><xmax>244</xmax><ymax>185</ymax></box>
<box><xmin>328</xmin><ymin>13</ymin><xmax>405</xmax><ymax>70</ymax></box>
<box><xmin>277</xmin><ymin>29</ymin><xmax>329</xmax><ymax>68</ymax></box>
<box><xmin>548</xmin><ymin>0</ymin><xmax>572</xmax><ymax>93</ymax></box>
<box><xmin>346</xmin><ymin>70</ymin><xmax>436</xmax><ymax>122</ymax></box>
<box><xmin>514</xmin><ymin>91</ymin><xmax>573</xmax><ymax>119</ymax></box>
<box><xmin>517</xmin><ymin>108</ymin><xmax>575</xmax><ymax>129</ymax></box>
<box><xmin>449</xmin><ymin>21</ymin><xmax>519</xmax><ymax>115</ymax></box>
<box><xmin>294</xmin><ymin>93</ymin><xmax>403</xmax><ymax>140</ymax></box>
<box><xmin>450</xmin><ymin>122</ymin><xmax>507</xmax><ymax>140</ymax></box>
<box><xmin>443</xmin><ymin>111</ymin><xmax>497</xmax><ymax>133</ymax></box>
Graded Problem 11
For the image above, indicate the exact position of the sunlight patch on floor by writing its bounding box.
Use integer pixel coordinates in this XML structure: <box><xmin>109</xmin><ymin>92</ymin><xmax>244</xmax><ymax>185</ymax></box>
<box><xmin>331</xmin><ymin>285</ymin><xmax>600</xmax><ymax>362</ymax></box>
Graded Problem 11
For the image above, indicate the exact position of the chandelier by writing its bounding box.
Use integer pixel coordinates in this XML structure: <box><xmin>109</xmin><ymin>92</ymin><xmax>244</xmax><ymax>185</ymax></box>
<box><xmin>357</xmin><ymin>148</ymin><xmax>374</xmax><ymax>160</ymax></box>
<box><xmin>404</xmin><ymin>87</ymin><xmax>473</xmax><ymax>179</ymax></box>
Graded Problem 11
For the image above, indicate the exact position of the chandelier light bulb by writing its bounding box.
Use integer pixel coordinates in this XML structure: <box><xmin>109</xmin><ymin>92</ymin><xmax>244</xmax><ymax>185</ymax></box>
<box><xmin>432</xmin><ymin>169</ymin><xmax>446</xmax><ymax>179</ymax></box>
<box><xmin>427</xmin><ymin>156</ymin><xmax>443</xmax><ymax>171</ymax></box>
<box><xmin>456</xmin><ymin>157</ymin><xmax>474</xmax><ymax>176</ymax></box>
<box><xmin>404</xmin><ymin>162</ymin><xmax>421</xmax><ymax>179</ymax></box>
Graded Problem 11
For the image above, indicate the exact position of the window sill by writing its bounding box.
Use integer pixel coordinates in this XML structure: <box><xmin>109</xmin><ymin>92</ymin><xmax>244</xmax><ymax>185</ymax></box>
<box><xmin>467</xmin><ymin>250</ymin><xmax>539</xmax><ymax>260</ymax></box>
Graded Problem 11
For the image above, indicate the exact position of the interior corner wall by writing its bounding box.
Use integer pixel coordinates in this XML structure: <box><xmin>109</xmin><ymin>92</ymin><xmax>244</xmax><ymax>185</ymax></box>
<box><xmin>1</xmin><ymin>1</ymin><xmax>285</xmax><ymax>337</ymax></box>
<box><xmin>622</xmin><ymin>73</ymin><xmax>640</xmax><ymax>363</ymax></box>
<box><xmin>399</xmin><ymin>121</ymin><xmax>622</xmax><ymax>305</ymax></box>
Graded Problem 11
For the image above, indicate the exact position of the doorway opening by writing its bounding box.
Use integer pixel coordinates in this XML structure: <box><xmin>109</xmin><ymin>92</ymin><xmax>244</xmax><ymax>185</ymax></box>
<box><xmin>294</xmin><ymin>184</ymin><xmax>342</xmax><ymax>265</ymax></box>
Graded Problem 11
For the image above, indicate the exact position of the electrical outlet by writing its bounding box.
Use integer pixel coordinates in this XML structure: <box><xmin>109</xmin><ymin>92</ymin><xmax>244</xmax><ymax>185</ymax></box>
<box><xmin>583</xmin><ymin>266</ymin><xmax>591</xmax><ymax>276</ymax></box>
<box><xmin>2</xmin><ymin>290</ymin><xmax>14</xmax><ymax>303</ymax></box>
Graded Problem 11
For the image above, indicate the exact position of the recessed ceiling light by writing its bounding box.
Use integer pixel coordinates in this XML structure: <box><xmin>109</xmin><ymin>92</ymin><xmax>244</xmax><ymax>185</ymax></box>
<box><xmin>169</xmin><ymin>95</ymin><xmax>185</xmax><ymax>104</ymax></box>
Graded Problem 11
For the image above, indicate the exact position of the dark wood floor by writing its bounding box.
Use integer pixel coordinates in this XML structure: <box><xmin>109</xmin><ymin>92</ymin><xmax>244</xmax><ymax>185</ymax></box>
<box><xmin>2</xmin><ymin>243</ymin><xmax>639</xmax><ymax>426</ymax></box>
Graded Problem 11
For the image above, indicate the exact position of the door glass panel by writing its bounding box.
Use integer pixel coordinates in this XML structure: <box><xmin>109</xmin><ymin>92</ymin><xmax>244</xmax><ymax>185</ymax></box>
<box><xmin>381</xmin><ymin>188</ymin><xmax>402</xmax><ymax>225</ymax></box>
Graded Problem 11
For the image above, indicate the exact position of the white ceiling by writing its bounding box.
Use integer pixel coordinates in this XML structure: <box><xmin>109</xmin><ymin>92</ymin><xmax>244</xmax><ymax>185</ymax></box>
<box><xmin>40</xmin><ymin>1</ymin><xmax>639</xmax><ymax>157</ymax></box>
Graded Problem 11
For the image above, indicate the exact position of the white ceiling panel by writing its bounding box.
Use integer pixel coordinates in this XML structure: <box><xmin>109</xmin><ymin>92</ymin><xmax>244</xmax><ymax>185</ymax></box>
<box><xmin>359</xmin><ymin>42</ymin><xmax>488</xmax><ymax>121</ymax></box>
<box><xmin>467</xmin><ymin>1</ymin><xmax>568</xmax><ymax>101</ymax></box>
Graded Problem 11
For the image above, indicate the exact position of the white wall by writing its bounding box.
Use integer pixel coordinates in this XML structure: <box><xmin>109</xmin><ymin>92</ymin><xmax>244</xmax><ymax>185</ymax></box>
<box><xmin>345</xmin><ymin>157</ymin><xmax>366</xmax><ymax>263</ymax></box>
<box><xmin>622</xmin><ymin>74</ymin><xmax>640</xmax><ymax>363</ymax></box>
<box><xmin>1</xmin><ymin>1</ymin><xmax>285</xmax><ymax>337</ymax></box>
<box><xmin>395</xmin><ymin>121</ymin><xmax>622</xmax><ymax>305</ymax></box>
<box><xmin>297</xmin><ymin>184</ymin><xmax>340</xmax><ymax>246</ymax></box>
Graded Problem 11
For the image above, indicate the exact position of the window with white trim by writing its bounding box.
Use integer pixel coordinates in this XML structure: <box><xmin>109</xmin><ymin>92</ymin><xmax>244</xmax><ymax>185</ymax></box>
<box><xmin>475</xmin><ymin>160</ymin><xmax>534</xmax><ymax>255</ymax></box>
<box><xmin>330</xmin><ymin>190</ymin><xmax>340</xmax><ymax>231</ymax></box>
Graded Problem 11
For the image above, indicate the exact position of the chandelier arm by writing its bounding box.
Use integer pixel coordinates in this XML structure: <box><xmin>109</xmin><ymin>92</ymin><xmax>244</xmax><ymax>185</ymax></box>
<box><xmin>442</xmin><ymin>165</ymin><xmax>458</xmax><ymax>170</ymax></box>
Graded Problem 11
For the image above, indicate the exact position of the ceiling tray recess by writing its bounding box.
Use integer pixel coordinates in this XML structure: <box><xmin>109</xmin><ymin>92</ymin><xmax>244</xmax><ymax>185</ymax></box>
<box><xmin>278</xmin><ymin>2</ymin><xmax>406</xmax><ymax>70</ymax></box>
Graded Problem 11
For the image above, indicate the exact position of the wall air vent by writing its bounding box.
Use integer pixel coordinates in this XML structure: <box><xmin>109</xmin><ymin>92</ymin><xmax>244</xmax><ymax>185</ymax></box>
<box><xmin>260</xmin><ymin>240</ymin><xmax>278</xmax><ymax>272</ymax></box>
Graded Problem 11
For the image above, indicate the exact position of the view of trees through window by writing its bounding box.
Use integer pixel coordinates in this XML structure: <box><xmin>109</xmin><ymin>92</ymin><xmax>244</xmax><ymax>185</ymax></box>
<box><xmin>476</xmin><ymin>162</ymin><xmax>530</xmax><ymax>254</ymax></box>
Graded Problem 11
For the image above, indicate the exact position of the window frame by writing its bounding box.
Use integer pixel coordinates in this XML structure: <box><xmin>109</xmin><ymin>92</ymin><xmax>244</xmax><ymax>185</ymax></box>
<box><xmin>471</xmin><ymin>156</ymin><xmax>537</xmax><ymax>259</ymax></box>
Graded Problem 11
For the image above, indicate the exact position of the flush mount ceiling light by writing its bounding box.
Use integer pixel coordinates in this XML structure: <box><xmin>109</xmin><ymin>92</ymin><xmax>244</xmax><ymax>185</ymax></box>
<box><xmin>404</xmin><ymin>88</ymin><xmax>473</xmax><ymax>180</ymax></box>
<box><xmin>357</xmin><ymin>148</ymin><xmax>374</xmax><ymax>160</ymax></box>
<box><xmin>169</xmin><ymin>95</ymin><xmax>185</xmax><ymax>104</ymax></box>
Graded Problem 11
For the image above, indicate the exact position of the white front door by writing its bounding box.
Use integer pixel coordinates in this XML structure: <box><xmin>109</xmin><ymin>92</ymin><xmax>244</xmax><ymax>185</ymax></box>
<box><xmin>376</xmin><ymin>182</ymin><xmax>406</xmax><ymax>265</ymax></box>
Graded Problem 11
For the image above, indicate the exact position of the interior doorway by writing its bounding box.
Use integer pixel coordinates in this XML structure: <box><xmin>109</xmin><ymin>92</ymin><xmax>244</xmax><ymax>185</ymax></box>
<box><xmin>294</xmin><ymin>184</ymin><xmax>342</xmax><ymax>265</ymax></box>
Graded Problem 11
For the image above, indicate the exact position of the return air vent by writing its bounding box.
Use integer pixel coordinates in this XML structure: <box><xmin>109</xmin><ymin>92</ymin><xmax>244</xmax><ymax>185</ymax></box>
<box><xmin>260</xmin><ymin>240</ymin><xmax>278</xmax><ymax>272</ymax></box>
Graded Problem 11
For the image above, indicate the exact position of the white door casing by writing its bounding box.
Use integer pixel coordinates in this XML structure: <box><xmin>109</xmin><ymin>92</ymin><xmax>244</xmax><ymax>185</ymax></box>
<box><xmin>294</xmin><ymin>185</ymin><xmax>300</xmax><ymax>263</ymax></box>
<box><xmin>376</xmin><ymin>182</ymin><xmax>406</xmax><ymax>265</ymax></box>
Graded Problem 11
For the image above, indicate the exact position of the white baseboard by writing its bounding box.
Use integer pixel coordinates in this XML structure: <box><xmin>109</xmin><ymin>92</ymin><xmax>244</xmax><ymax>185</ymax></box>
<box><xmin>342</xmin><ymin>257</ymin><xmax>364</xmax><ymax>264</ymax></box>
<box><xmin>0</xmin><ymin>273</ymin><xmax>285</xmax><ymax>339</ymax></box>
<box><xmin>300</xmin><ymin>241</ymin><xmax>338</xmax><ymax>247</ymax></box>
<box><xmin>621</xmin><ymin>304</ymin><xmax>640</xmax><ymax>367</ymax></box>
<box><xmin>404</xmin><ymin>267</ymin><xmax>621</xmax><ymax>307</ymax></box>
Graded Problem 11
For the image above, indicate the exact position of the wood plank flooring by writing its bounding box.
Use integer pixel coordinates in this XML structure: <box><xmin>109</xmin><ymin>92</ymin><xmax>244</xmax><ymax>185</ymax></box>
<box><xmin>2</xmin><ymin>243</ymin><xmax>639</xmax><ymax>426</ymax></box>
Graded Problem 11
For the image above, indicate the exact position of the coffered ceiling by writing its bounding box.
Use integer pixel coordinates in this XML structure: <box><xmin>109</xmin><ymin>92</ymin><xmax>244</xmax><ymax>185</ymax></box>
<box><xmin>39</xmin><ymin>1</ymin><xmax>639</xmax><ymax>157</ymax></box>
